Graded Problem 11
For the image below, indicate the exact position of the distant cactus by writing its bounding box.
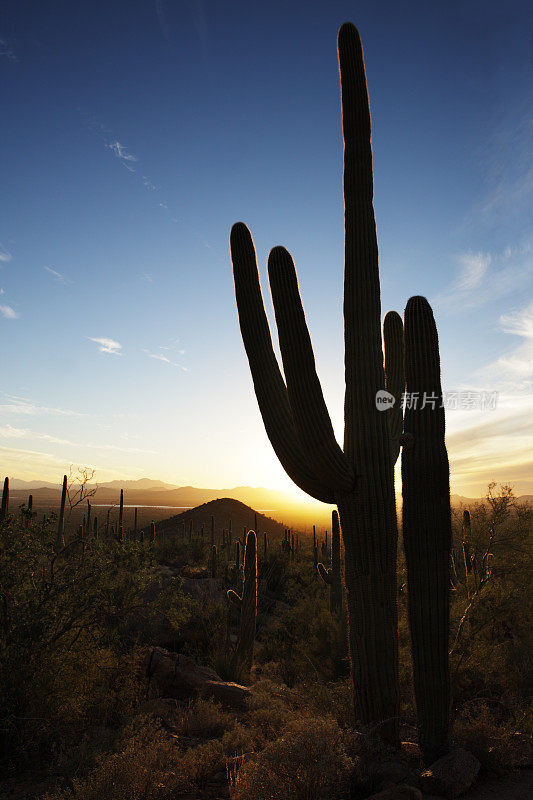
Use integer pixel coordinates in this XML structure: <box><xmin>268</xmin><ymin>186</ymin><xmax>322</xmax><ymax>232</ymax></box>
<box><xmin>118</xmin><ymin>489</ymin><xmax>124</xmax><ymax>541</ymax></box>
<box><xmin>134</xmin><ymin>507</ymin><xmax>138</xmax><ymax>535</ymax></box>
<box><xmin>462</xmin><ymin>509</ymin><xmax>472</xmax><ymax>574</ymax></box>
<box><xmin>402</xmin><ymin>296</ymin><xmax>451</xmax><ymax>764</ymax></box>
<box><xmin>93</xmin><ymin>516</ymin><xmax>98</xmax><ymax>537</ymax></box>
<box><xmin>227</xmin><ymin>530</ymin><xmax>257</xmax><ymax>680</ymax></box>
<box><xmin>209</xmin><ymin>544</ymin><xmax>218</xmax><ymax>578</ymax></box>
<box><xmin>211</xmin><ymin>514</ymin><xmax>215</xmax><ymax>546</ymax></box>
<box><xmin>0</xmin><ymin>477</ymin><xmax>8</xmax><ymax>523</ymax></box>
<box><xmin>318</xmin><ymin>510</ymin><xmax>342</xmax><ymax>614</ymax></box>
<box><xmin>263</xmin><ymin>531</ymin><xmax>268</xmax><ymax>556</ymax></box>
<box><xmin>57</xmin><ymin>475</ymin><xmax>67</xmax><ymax>548</ymax></box>
<box><xmin>150</xmin><ymin>521</ymin><xmax>156</xmax><ymax>543</ymax></box>
<box><xmin>86</xmin><ymin>499</ymin><xmax>91</xmax><ymax>531</ymax></box>
<box><xmin>235</xmin><ymin>539</ymin><xmax>241</xmax><ymax>567</ymax></box>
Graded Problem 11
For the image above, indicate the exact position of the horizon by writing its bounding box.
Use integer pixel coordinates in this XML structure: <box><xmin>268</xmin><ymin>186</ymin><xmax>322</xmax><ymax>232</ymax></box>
<box><xmin>2</xmin><ymin>1</ymin><xmax>532</xmax><ymax>499</ymax></box>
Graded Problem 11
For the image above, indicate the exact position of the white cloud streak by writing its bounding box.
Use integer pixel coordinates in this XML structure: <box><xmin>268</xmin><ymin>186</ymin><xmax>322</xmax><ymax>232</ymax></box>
<box><xmin>44</xmin><ymin>265</ymin><xmax>71</xmax><ymax>284</ymax></box>
<box><xmin>88</xmin><ymin>337</ymin><xmax>122</xmax><ymax>355</ymax></box>
<box><xmin>107</xmin><ymin>141</ymin><xmax>137</xmax><ymax>162</ymax></box>
<box><xmin>0</xmin><ymin>305</ymin><xmax>18</xmax><ymax>319</ymax></box>
<box><xmin>435</xmin><ymin>244</ymin><xmax>532</xmax><ymax>312</ymax></box>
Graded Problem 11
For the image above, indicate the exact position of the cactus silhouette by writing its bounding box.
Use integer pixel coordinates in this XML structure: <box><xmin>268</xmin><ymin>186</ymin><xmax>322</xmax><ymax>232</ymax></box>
<box><xmin>209</xmin><ymin>544</ymin><xmax>218</xmax><ymax>578</ymax></box>
<box><xmin>318</xmin><ymin>510</ymin><xmax>342</xmax><ymax>614</ymax></box>
<box><xmin>462</xmin><ymin>509</ymin><xmax>472</xmax><ymax>575</ymax></box>
<box><xmin>118</xmin><ymin>489</ymin><xmax>124</xmax><ymax>540</ymax></box>
<box><xmin>211</xmin><ymin>514</ymin><xmax>215</xmax><ymax>546</ymax></box>
<box><xmin>0</xmin><ymin>477</ymin><xmax>8</xmax><ymax>523</ymax></box>
<box><xmin>227</xmin><ymin>530</ymin><xmax>257</xmax><ymax>680</ymax></box>
<box><xmin>150</xmin><ymin>521</ymin><xmax>156</xmax><ymax>543</ymax></box>
<box><xmin>230</xmin><ymin>22</ymin><xmax>402</xmax><ymax>739</ymax></box>
<box><xmin>57</xmin><ymin>475</ymin><xmax>67</xmax><ymax>548</ymax></box>
<box><xmin>402</xmin><ymin>296</ymin><xmax>451</xmax><ymax>764</ymax></box>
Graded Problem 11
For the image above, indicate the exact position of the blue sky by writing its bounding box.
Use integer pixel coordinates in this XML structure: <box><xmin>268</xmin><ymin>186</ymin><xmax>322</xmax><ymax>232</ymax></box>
<box><xmin>1</xmin><ymin>0</ymin><xmax>532</xmax><ymax>498</ymax></box>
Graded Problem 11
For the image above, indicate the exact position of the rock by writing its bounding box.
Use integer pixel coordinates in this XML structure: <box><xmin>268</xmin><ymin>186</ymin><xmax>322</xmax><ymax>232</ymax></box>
<box><xmin>143</xmin><ymin>647</ymin><xmax>251</xmax><ymax>709</ymax></box>
<box><xmin>420</xmin><ymin>748</ymin><xmax>480</xmax><ymax>798</ymax></box>
<box><xmin>402</xmin><ymin>741</ymin><xmax>423</xmax><ymax>767</ymax></box>
<box><xmin>373</xmin><ymin>760</ymin><xmax>411</xmax><ymax>787</ymax></box>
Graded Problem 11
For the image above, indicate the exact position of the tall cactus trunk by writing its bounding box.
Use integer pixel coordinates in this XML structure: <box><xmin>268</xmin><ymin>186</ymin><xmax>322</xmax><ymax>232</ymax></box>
<box><xmin>337</xmin><ymin>497</ymin><xmax>398</xmax><ymax>739</ymax></box>
<box><xmin>402</xmin><ymin>296</ymin><xmax>451</xmax><ymax>764</ymax></box>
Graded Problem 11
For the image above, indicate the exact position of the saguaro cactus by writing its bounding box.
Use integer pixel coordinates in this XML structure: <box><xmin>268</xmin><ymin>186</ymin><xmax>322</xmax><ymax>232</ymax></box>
<box><xmin>227</xmin><ymin>530</ymin><xmax>257</xmax><ymax>680</ymax></box>
<box><xmin>209</xmin><ymin>544</ymin><xmax>218</xmax><ymax>578</ymax></box>
<box><xmin>57</xmin><ymin>474</ymin><xmax>67</xmax><ymax>548</ymax></box>
<box><xmin>118</xmin><ymin>489</ymin><xmax>124</xmax><ymax>540</ymax></box>
<box><xmin>318</xmin><ymin>510</ymin><xmax>342</xmax><ymax>614</ymax></box>
<box><xmin>402</xmin><ymin>296</ymin><xmax>451</xmax><ymax>764</ymax></box>
<box><xmin>230</xmin><ymin>23</ymin><xmax>402</xmax><ymax>740</ymax></box>
<box><xmin>0</xmin><ymin>477</ymin><xmax>8</xmax><ymax>523</ymax></box>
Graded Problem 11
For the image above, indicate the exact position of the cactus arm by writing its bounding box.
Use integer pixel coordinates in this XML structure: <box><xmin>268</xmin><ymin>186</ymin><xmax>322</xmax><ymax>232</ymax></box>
<box><xmin>384</xmin><ymin>310</ymin><xmax>405</xmax><ymax>464</ymax></box>
<box><xmin>402</xmin><ymin>295</ymin><xmax>451</xmax><ymax>764</ymax></box>
<box><xmin>231</xmin><ymin>222</ymin><xmax>335</xmax><ymax>504</ymax></box>
<box><xmin>227</xmin><ymin>589</ymin><xmax>242</xmax><ymax>607</ymax></box>
<box><xmin>268</xmin><ymin>245</ymin><xmax>354</xmax><ymax>491</ymax></box>
<box><xmin>317</xmin><ymin>562</ymin><xmax>332</xmax><ymax>584</ymax></box>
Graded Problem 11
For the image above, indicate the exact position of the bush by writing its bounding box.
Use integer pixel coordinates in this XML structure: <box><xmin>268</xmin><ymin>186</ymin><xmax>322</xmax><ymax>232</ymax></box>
<box><xmin>230</xmin><ymin>716</ymin><xmax>353</xmax><ymax>800</ymax></box>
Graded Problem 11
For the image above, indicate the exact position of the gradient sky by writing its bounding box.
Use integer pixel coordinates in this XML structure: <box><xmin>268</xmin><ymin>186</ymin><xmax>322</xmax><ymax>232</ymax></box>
<box><xmin>1</xmin><ymin>0</ymin><xmax>532</xmax><ymax>500</ymax></box>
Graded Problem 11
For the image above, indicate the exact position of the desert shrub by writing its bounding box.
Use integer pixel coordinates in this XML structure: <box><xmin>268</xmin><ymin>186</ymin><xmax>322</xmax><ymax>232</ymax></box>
<box><xmin>0</xmin><ymin>512</ymin><xmax>189</xmax><ymax>769</ymax></box>
<box><xmin>231</xmin><ymin>715</ymin><xmax>353</xmax><ymax>800</ymax></box>
<box><xmin>453</xmin><ymin>702</ymin><xmax>526</xmax><ymax>774</ymax></box>
<box><xmin>178</xmin><ymin>696</ymin><xmax>235</xmax><ymax>739</ymax></box>
<box><xmin>43</xmin><ymin>716</ymin><xmax>179</xmax><ymax>800</ymax></box>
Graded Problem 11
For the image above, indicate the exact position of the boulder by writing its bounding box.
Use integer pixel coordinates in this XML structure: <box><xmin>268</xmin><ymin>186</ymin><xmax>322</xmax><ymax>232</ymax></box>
<box><xmin>143</xmin><ymin>647</ymin><xmax>251</xmax><ymax>709</ymax></box>
<box><xmin>420</xmin><ymin>748</ymin><xmax>480</xmax><ymax>798</ymax></box>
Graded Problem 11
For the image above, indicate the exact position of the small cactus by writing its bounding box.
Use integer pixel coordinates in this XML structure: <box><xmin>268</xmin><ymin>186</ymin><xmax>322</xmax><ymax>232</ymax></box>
<box><xmin>118</xmin><ymin>489</ymin><xmax>124</xmax><ymax>540</ymax></box>
<box><xmin>211</xmin><ymin>514</ymin><xmax>215</xmax><ymax>546</ymax></box>
<box><xmin>134</xmin><ymin>507</ymin><xmax>138</xmax><ymax>535</ymax></box>
<box><xmin>0</xmin><ymin>477</ymin><xmax>9</xmax><ymax>523</ymax></box>
<box><xmin>227</xmin><ymin>530</ymin><xmax>257</xmax><ymax>680</ymax></box>
<box><xmin>462</xmin><ymin>509</ymin><xmax>472</xmax><ymax>575</ymax></box>
<box><xmin>209</xmin><ymin>544</ymin><xmax>218</xmax><ymax>578</ymax></box>
<box><xmin>57</xmin><ymin>475</ymin><xmax>67</xmax><ymax>548</ymax></box>
<box><xmin>263</xmin><ymin>531</ymin><xmax>268</xmax><ymax>556</ymax></box>
<box><xmin>318</xmin><ymin>510</ymin><xmax>342</xmax><ymax>614</ymax></box>
<box><xmin>150</xmin><ymin>521</ymin><xmax>156</xmax><ymax>543</ymax></box>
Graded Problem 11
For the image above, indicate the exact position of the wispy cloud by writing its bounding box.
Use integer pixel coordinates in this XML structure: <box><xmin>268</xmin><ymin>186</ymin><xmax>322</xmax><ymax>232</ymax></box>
<box><xmin>0</xmin><ymin>38</ymin><xmax>17</xmax><ymax>62</ymax></box>
<box><xmin>0</xmin><ymin>249</ymin><xmax>12</xmax><ymax>263</ymax></box>
<box><xmin>435</xmin><ymin>244</ymin><xmax>531</xmax><ymax>312</ymax></box>
<box><xmin>478</xmin><ymin>301</ymin><xmax>533</xmax><ymax>389</ymax></box>
<box><xmin>0</xmin><ymin>393</ymin><xmax>86</xmax><ymax>418</ymax></box>
<box><xmin>88</xmin><ymin>337</ymin><xmax>122</xmax><ymax>355</ymax></box>
<box><xmin>142</xmin><ymin>347</ymin><xmax>188</xmax><ymax>371</ymax></box>
<box><xmin>44</xmin><ymin>265</ymin><xmax>71</xmax><ymax>284</ymax></box>
<box><xmin>0</xmin><ymin>424</ymin><xmax>72</xmax><ymax>445</ymax></box>
<box><xmin>107</xmin><ymin>141</ymin><xmax>138</xmax><ymax>162</ymax></box>
<box><xmin>0</xmin><ymin>304</ymin><xmax>18</xmax><ymax>319</ymax></box>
